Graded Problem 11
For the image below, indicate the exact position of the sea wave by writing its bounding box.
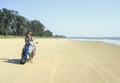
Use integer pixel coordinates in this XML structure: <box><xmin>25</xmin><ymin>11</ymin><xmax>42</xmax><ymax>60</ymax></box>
<box><xmin>71</xmin><ymin>38</ymin><xmax>120</xmax><ymax>46</ymax></box>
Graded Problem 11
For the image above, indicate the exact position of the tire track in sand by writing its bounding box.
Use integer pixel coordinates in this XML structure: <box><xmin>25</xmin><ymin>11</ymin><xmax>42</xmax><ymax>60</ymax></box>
<box><xmin>49</xmin><ymin>41</ymin><xmax>66</xmax><ymax>83</ymax></box>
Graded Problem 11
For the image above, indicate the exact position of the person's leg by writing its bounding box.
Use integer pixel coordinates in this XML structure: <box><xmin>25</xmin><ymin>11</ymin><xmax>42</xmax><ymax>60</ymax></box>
<box><xmin>32</xmin><ymin>45</ymin><xmax>36</xmax><ymax>56</ymax></box>
<box><xmin>29</xmin><ymin>46</ymin><xmax>35</xmax><ymax>62</ymax></box>
<box><xmin>21</xmin><ymin>48</ymin><xmax>24</xmax><ymax>58</ymax></box>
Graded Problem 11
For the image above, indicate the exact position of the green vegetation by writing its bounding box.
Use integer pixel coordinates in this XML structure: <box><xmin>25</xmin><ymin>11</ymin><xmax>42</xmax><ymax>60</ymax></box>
<box><xmin>0</xmin><ymin>8</ymin><xmax>53</xmax><ymax>37</ymax></box>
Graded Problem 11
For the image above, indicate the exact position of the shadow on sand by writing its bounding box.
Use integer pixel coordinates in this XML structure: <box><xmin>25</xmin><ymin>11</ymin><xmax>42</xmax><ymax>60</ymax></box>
<box><xmin>0</xmin><ymin>58</ymin><xmax>21</xmax><ymax>65</ymax></box>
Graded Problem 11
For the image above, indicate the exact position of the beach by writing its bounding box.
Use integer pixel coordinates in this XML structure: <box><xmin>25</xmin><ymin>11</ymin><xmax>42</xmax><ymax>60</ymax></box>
<box><xmin>0</xmin><ymin>38</ymin><xmax>120</xmax><ymax>83</ymax></box>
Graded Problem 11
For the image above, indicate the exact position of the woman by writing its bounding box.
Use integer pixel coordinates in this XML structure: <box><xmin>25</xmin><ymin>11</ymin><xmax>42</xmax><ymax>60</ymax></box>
<box><xmin>25</xmin><ymin>31</ymin><xmax>35</xmax><ymax>59</ymax></box>
<box><xmin>25</xmin><ymin>31</ymin><xmax>34</xmax><ymax>45</ymax></box>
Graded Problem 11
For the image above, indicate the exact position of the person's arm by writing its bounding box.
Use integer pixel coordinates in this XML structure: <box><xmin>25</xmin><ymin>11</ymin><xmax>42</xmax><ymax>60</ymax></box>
<box><xmin>31</xmin><ymin>36</ymin><xmax>34</xmax><ymax>41</ymax></box>
<box><xmin>25</xmin><ymin>37</ymin><xmax>27</xmax><ymax>45</ymax></box>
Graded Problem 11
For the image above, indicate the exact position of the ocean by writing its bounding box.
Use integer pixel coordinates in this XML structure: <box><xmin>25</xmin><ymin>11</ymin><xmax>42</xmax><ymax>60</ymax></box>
<box><xmin>70</xmin><ymin>37</ymin><xmax>120</xmax><ymax>46</ymax></box>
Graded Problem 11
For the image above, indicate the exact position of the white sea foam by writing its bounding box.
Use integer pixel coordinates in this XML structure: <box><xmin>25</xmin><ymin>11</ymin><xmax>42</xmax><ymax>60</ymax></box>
<box><xmin>71</xmin><ymin>38</ymin><xmax>120</xmax><ymax>46</ymax></box>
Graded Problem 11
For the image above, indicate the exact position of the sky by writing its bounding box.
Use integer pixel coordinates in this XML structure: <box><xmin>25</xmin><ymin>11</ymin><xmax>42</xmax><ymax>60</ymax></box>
<box><xmin>0</xmin><ymin>0</ymin><xmax>120</xmax><ymax>37</ymax></box>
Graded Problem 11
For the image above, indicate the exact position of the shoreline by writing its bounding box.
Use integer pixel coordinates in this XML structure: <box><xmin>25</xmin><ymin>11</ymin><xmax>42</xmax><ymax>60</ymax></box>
<box><xmin>70</xmin><ymin>38</ymin><xmax>120</xmax><ymax>46</ymax></box>
<box><xmin>1</xmin><ymin>35</ymin><xmax>119</xmax><ymax>46</ymax></box>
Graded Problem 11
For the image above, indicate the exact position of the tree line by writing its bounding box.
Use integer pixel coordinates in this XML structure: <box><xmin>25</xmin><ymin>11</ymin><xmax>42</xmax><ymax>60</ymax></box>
<box><xmin>0</xmin><ymin>8</ymin><xmax>53</xmax><ymax>37</ymax></box>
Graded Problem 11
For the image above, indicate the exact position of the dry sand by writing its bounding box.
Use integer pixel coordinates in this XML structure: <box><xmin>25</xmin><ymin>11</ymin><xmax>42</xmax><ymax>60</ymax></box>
<box><xmin>0</xmin><ymin>38</ymin><xmax>120</xmax><ymax>83</ymax></box>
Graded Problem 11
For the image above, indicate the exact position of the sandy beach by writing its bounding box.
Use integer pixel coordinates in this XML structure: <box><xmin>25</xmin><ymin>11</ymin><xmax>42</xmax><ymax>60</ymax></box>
<box><xmin>0</xmin><ymin>38</ymin><xmax>120</xmax><ymax>83</ymax></box>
